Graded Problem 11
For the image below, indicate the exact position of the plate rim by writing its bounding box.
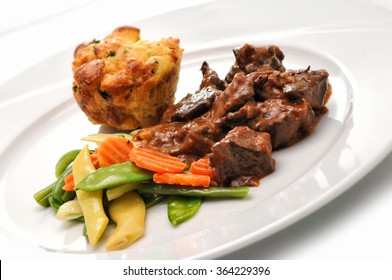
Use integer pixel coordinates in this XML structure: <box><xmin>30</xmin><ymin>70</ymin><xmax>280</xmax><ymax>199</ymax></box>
<box><xmin>1</xmin><ymin>0</ymin><xmax>392</xmax><ymax>260</ymax></box>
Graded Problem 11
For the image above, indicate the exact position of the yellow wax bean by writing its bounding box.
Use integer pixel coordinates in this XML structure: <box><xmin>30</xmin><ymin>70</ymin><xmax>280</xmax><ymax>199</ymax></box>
<box><xmin>55</xmin><ymin>198</ymin><xmax>83</xmax><ymax>220</ymax></box>
<box><xmin>73</xmin><ymin>145</ymin><xmax>109</xmax><ymax>246</ymax></box>
<box><xmin>106</xmin><ymin>182</ymin><xmax>140</xmax><ymax>201</ymax></box>
<box><xmin>106</xmin><ymin>191</ymin><xmax>146</xmax><ymax>251</ymax></box>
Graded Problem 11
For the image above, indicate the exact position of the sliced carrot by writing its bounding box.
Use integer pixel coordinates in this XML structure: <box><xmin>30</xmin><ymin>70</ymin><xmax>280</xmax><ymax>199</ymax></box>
<box><xmin>97</xmin><ymin>136</ymin><xmax>134</xmax><ymax>167</ymax></box>
<box><xmin>153</xmin><ymin>173</ymin><xmax>210</xmax><ymax>188</ymax></box>
<box><xmin>90</xmin><ymin>152</ymin><xmax>100</xmax><ymax>169</ymax></box>
<box><xmin>189</xmin><ymin>157</ymin><xmax>214</xmax><ymax>179</ymax></box>
<box><xmin>62</xmin><ymin>173</ymin><xmax>75</xmax><ymax>192</ymax></box>
<box><xmin>129</xmin><ymin>146</ymin><xmax>187</xmax><ymax>173</ymax></box>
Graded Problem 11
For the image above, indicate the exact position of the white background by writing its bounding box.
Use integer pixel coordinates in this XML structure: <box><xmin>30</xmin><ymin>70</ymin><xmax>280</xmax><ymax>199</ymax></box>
<box><xmin>0</xmin><ymin>0</ymin><xmax>391</xmax><ymax>262</ymax></box>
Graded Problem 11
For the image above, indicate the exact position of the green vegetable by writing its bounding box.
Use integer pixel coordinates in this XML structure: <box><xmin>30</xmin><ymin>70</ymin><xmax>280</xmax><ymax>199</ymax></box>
<box><xmin>75</xmin><ymin>162</ymin><xmax>153</xmax><ymax>192</ymax></box>
<box><xmin>34</xmin><ymin>149</ymin><xmax>82</xmax><ymax>208</ymax></box>
<box><xmin>55</xmin><ymin>149</ymin><xmax>81</xmax><ymax>178</ymax></box>
<box><xmin>33</xmin><ymin>182</ymin><xmax>55</xmax><ymax>207</ymax></box>
<box><xmin>168</xmin><ymin>195</ymin><xmax>202</xmax><ymax>226</ymax></box>
<box><xmin>138</xmin><ymin>184</ymin><xmax>249</xmax><ymax>198</ymax></box>
<box><xmin>48</xmin><ymin>165</ymin><xmax>76</xmax><ymax>212</ymax></box>
<box><xmin>48</xmin><ymin>196</ymin><xmax>63</xmax><ymax>212</ymax></box>
<box><xmin>140</xmin><ymin>193</ymin><xmax>166</xmax><ymax>208</ymax></box>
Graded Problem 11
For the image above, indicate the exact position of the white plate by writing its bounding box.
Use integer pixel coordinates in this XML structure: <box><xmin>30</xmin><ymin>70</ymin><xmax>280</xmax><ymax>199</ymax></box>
<box><xmin>1</xmin><ymin>0</ymin><xmax>392</xmax><ymax>260</ymax></box>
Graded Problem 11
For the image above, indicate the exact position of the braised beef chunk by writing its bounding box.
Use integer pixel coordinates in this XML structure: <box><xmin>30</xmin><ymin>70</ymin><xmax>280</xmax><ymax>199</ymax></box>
<box><xmin>200</xmin><ymin>61</ymin><xmax>227</xmax><ymax>90</ymax></box>
<box><xmin>209</xmin><ymin>72</ymin><xmax>255</xmax><ymax>119</ymax></box>
<box><xmin>226</xmin><ymin>44</ymin><xmax>285</xmax><ymax>83</ymax></box>
<box><xmin>253</xmin><ymin>67</ymin><xmax>329</xmax><ymax>110</ymax></box>
<box><xmin>135</xmin><ymin>122</ymin><xmax>185</xmax><ymax>154</ymax></box>
<box><xmin>173</xmin><ymin>118</ymin><xmax>222</xmax><ymax>158</ymax></box>
<box><xmin>160</xmin><ymin>86</ymin><xmax>219</xmax><ymax>123</ymax></box>
<box><xmin>210</xmin><ymin>126</ymin><xmax>275</xmax><ymax>186</ymax></box>
<box><xmin>160</xmin><ymin>62</ymin><xmax>225</xmax><ymax>123</ymax></box>
<box><xmin>222</xmin><ymin>99</ymin><xmax>316</xmax><ymax>149</ymax></box>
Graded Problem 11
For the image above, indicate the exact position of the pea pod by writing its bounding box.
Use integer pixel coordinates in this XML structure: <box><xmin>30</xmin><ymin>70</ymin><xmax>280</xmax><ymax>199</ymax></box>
<box><xmin>168</xmin><ymin>195</ymin><xmax>202</xmax><ymax>226</ymax></box>
<box><xmin>55</xmin><ymin>149</ymin><xmax>81</xmax><ymax>178</ymax></box>
<box><xmin>75</xmin><ymin>162</ymin><xmax>153</xmax><ymax>192</ymax></box>
<box><xmin>138</xmin><ymin>183</ymin><xmax>249</xmax><ymax>198</ymax></box>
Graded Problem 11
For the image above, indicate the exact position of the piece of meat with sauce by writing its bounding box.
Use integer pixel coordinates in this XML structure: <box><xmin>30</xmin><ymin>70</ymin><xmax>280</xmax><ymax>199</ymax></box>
<box><xmin>226</xmin><ymin>44</ymin><xmax>286</xmax><ymax>83</ymax></box>
<box><xmin>199</xmin><ymin>61</ymin><xmax>227</xmax><ymax>90</ymax></box>
<box><xmin>208</xmin><ymin>72</ymin><xmax>255</xmax><ymax>120</ymax></box>
<box><xmin>135</xmin><ymin>72</ymin><xmax>255</xmax><ymax>161</ymax></box>
<box><xmin>222</xmin><ymin>99</ymin><xmax>317</xmax><ymax>149</ymax></box>
<box><xmin>160</xmin><ymin>62</ymin><xmax>226</xmax><ymax>123</ymax></box>
<box><xmin>210</xmin><ymin>126</ymin><xmax>275</xmax><ymax>187</ymax></box>
<box><xmin>253</xmin><ymin>67</ymin><xmax>330</xmax><ymax>111</ymax></box>
<box><xmin>160</xmin><ymin>86</ymin><xmax>219</xmax><ymax>123</ymax></box>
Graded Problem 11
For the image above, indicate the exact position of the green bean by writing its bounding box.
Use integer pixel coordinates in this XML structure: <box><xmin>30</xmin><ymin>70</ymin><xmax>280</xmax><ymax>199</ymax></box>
<box><xmin>74</xmin><ymin>216</ymin><xmax>85</xmax><ymax>223</ymax></box>
<box><xmin>140</xmin><ymin>193</ymin><xmax>166</xmax><ymax>208</ymax></box>
<box><xmin>138</xmin><ymin>183</ymin><xmax>249</xmax><ymax>198</ymax></box>
<box><xmin>34</xmin><ymin>150</ymin><xmax>81</xmax><ymax>209</ymax></box>
<box><xmin>33</xmin><ymin>181</ymin><xmax>56</xmax><ymax>207</ymax></box>
<box><xmin>75</xmin><ymin>162</ymin><xmax>153</xmax><ymax>192</ymax></box>
<box><xmin>55</xmin><ymin>149</ymin><xmax>81</xmax><ymax>178</ymax></box>
<box><xmin>49</xmin><ymin>165</ymin><xmax>76</xmax><ymax>212</ymax></box>
<box><xmin>82</xmin><ymin>223</ymin><xmax>88</xmax><ymax>238</ymax></box>
<box><xmin>48</xmin><ymin>196</ymin><xmax>62</xmax><ymax>212</ymax></box>
<box><xmin>168</xmin><ymin>195</ymin><xmax>202</xmax><ymax>226</ymax></box>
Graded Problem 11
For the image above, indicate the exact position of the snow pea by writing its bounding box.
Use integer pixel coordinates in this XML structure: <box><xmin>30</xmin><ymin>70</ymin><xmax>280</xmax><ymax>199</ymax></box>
<box><xmin>168</xmin><ymin>195</ymin><xmax>202</xmax><ymax>226</ymax></box>
<box><xmin>75</xmin><ymin>162</ymin><xmax>153</xmax><ymax>192</ymax></box>
<box><xmin>138</xmin><ymin>183</ymin><xmax>249</xmax><ymax>198</ymax></box>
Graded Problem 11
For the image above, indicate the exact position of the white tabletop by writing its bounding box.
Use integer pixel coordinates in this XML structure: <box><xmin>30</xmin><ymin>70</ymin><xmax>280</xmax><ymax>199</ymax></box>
<box><xmin>1</xmin><ymin>0</ymin><xmax>391</xmax><ymax>260</ymax></box>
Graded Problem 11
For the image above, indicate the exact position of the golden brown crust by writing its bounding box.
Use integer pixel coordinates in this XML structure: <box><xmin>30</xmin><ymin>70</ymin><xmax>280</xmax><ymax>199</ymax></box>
<box><xmin>72</xmin><ymin>26</ymin><xmax>183</xmax><ymax>130</ymax></box>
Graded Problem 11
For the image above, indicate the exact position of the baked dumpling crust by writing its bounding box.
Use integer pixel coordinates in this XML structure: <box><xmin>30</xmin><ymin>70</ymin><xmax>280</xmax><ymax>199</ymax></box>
<box><xmin>72</xmin><ymin>26</ymin><xmax>183</xmax><ymax>130</ymax></box>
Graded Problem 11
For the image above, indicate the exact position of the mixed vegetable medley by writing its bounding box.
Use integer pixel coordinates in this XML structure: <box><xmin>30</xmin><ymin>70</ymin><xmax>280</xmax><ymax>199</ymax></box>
<box><xmin>33</xmin><ymin>133</ymin><xmax>248</xmax><ymax>251</ymax></box>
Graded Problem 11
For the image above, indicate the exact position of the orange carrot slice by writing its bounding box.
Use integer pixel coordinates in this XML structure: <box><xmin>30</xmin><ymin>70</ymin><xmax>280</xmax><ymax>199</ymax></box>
<box><xmin>189</xmin><ymin>157</ymin><xmax>214</xmax><ymax>179</ymax></box>
<box><xmin>90</xmin><ymin>152</ymin><xmax>100</xmax><ymax>169</ymax></box>
<box><xmin>62</xmin><ymin>173</ymin><xmax>75</xmax><ymax>192</ymax></box>
<box><xmin>97</xmin><ymin>136</ymin><xmax>134</xmax><ymax>167</ymax></box>
<box><xmin>129</xmin><ymin>146</ymin><xmax>187</xmax><ymax>173</ymax></box>
<box><xmin>153</xmin><ymin>173</ymin><xmax>210</xmax><ymax>188</ymax></box>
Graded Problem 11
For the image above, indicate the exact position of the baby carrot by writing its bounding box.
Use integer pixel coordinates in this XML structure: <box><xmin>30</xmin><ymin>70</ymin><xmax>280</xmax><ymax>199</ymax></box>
<box><xmin>153</xmin><ymin>173</ymin><xmax>210</xmax><ymax>188</ymax></box>
<box><xmin>62</xmin><ymin>173</ymin><xmax>75</xmax><ymax>192</ymax></box>
<box><xmin>97</xmin><ymin>136</ymin><xmax>134</xmax><ymax>167</ymax></box>
<box><xmin>129</xmin><ymin>146</ymin><xmax>187</xmax><ymax>173</ymax></box>
<box><xmin>189</xmin><ymin>157</ymin><xmax>214</xmax><ymax>179</ymax></box>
